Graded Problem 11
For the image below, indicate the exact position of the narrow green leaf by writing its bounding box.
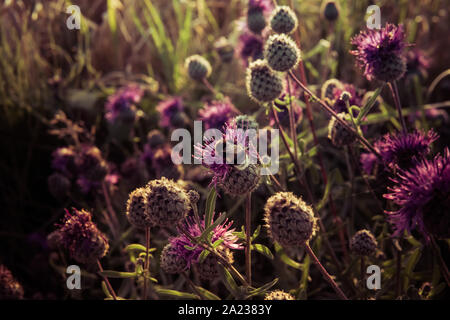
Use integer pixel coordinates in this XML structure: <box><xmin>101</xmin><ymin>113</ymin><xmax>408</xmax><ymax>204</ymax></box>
<box><xmin>205</xmin><ymin>188</ymin><xmax>217</xmax><ymax>227</ymax></box>
<box><xmin>194</xmin><ymin>286</ymin><xmax>221</xmax><ymax>300</ymax></box>
<box><xmin>251</xmin><ymin>244</ymin><xmax>274</xmax><ymax>260</ymax></box>
<box><xmin>100</xmin><ymin>270</ymin><xmax>137</xmax><ymax>279</ymax></box>
<box><xmin>219</xmin><ymin>264</ymin><xmax>240</xmax><ymax>297</ymax></box>
<box><xmin>155</xmin><ymin>288</ymin><xmax>200</xmax><ymax>300</ymax></box>
<box><xmin>246</xmin><ymin>278</ymin><xmax>279</xmax><ymax>298</ymax></box>
<box><xmin>356</xmin><ymin>86</ymin><xmax>383</xmax><ymax>124</ymax></box>
<box><xmin>274</xmin><ymin>242</ymin><xmax>303</xmax><ymax>269</ymax></box>
<box><xmin>125</xmin><ymin>244</ymin><xmax>156</xmax><ymax>253</ymax></box>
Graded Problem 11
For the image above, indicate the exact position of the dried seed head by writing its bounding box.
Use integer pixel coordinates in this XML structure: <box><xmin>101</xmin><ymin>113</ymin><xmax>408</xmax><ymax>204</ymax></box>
<box><xmin>264</xmin><ymin>290</ymin><xmax>294</xmax><ymax>300</ymax></box>
<box><xmin>270</xmin><ymin>6</ymin><xmax>298</xmax><ymax>34</ymax></box>
<box><xmin>160</xmin><ymin>243</ymin><xmax>188</xmax><ymax>274</ymax></box>
<box><xmin>196</xmin><ymin>247</ymin><xmax>234</xmax><ymax>281</ymax></box>
<box><xmin>146</xmin><ymin>178</ymin><xmax>190</xmax><ymax>227</ymax></box>
<box><xmin>185</xmin><ymin>55</ymin><xmax>212</xmax><ymax>81</ymax></box>
<box><xmin>246</xmin><ymin>60</ymin><xmax>284</xmax><ymax>103</ymax></box>
<box><xmin>0</xmin><ymin>265</ymin><xmax>24</xmax><ymax>300</ymax></box>
<box><xmin>321</xmin><ymin>1</ymin><xmax>340</xmax><ymax>22</ymax></box>
<box><xmin>126</xmin><ymin>187</ymin><xmax>152</xmax><ymax>229</ymax></box>
<box><xmin>264</xmin><ymin>34</ymin><xmax>300</xmax><ymax>72</ymax></box>
<box><xmin>264</xmin><ymin>192</ymin><xmax>317</xmax><ymax>247</ymax></box>
<box><xmin>350</xmin><ymin>229</ymin><xmax>378</xmax><ymax>256</ymax></box>
<box><xmin>247</xmin><ymin>7</ymin><xmax>267</xmax><ymax>34</ymax></box>
<box><xmin>327</xmin><ymin>113</ymin><xmax>356</xmax><ymax>147</ymax></box>
<box><xmin>219</xmin><ymin>164</ymin><xmax>260</xmax><ymax>196</ymax></box>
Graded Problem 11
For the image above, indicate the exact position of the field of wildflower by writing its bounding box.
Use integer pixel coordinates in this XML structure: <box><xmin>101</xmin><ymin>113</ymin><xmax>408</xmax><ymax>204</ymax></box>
<box><xmin>0</xmin><ymin>0</ymin><xmax>449</xmax><ymax>302</ymax></box>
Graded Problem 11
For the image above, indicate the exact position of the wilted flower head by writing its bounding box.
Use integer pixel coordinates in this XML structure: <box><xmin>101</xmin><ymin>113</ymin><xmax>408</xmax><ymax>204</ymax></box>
<box><xmin>384</xmin><ymin>149</ymin><xmax>450</xmax><ymax>240</ymax></box>
<box><xmin>170</xmin><ymin>213</ymin><xmax>243</xmax><ymax>268</ymax></box>
<box><xmin>351</xmin><ymin>23</ymin><xmax>407</xmax><ymax>82</ymax></box>
<box><xmin>376</xmin><ymin>129</ymin><xmax>438</xmax><ymax>170</ymax></box>
<box><xmin>105</xmin><ymin>85</ymin><xmax>143</xmax><ymax>124</ymax></box>
<box><xmin>156</xmin><ymin>97</ymin><xmax>184</xmax><ymax>128</ymax></box>
<box><xmin>237</xmin><ymin>31</ymin><xmax>264</xmax><ymax>66</ymax></box>
<box><xmin>198</xmin><ymin>97</ymin><xmax>239</xmax><ymax>130</ymax></box>
<box><xmin>57</xmin><ymin>208</ymin><xmax>109</xmax><ymax>263</ymax></box>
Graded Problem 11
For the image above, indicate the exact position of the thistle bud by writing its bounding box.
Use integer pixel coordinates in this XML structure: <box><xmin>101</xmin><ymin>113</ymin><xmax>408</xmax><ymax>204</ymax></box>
<box><xmin>126</xmin><ymin>187</ymin><xmax>152</xmax><ymax>229</ymax></box>
<box><xmin>350</xmin><ymin>229</ymin><xmax>378</xmax><ymax>256</ymax></box>
<box><xmin>246</xmin><ymin>60</ymin><xmax>284</xmax><ymax>103</ymax></box>
<box><xmin>327</xmin><ymin>113</ymin><xmax>356</xmax><ymax>147</ymax></box>
<box><xmin>235</xmin><ymin>115</ymin><xmax>259</xmax><ymax>130</ymax></box>
<box><xmin>247</xmin><ymin>7</ymin><xmax>266</xmax><ymax>34</ymax></box>
<box><xmin>219</xmin><ymin>165</ymin><xmax>260</xmax><ymax>196</ymax></box>
<box><xmin>160</xmin><ymin>244</ymin><xmax>188</xmax><ymax>274</ymax></box>
<box><xmin>270</xmin><ymin>6</ymin><xmax>298</xmax><ymax>34</ymax></box>
<box><xmin>321</xmin><ymin>1</ymin><xmax>340</xmax><ymax>22</ymax></box>
<box><xmin>264</xmin><ymin>34</ymin><xmax>300</xmax><ymax>72</ymax></box>
<box><xmin>185</xmin><ymin>55</ymin><xmax>212</xmax><ymax>81</ymax></box>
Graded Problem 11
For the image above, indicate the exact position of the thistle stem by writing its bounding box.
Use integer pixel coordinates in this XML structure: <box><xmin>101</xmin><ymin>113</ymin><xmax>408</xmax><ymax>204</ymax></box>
<box><xmin>143</xmin><ymin>227</ymin><xmax>151</xmax><ymax>300</ymax></box>
<box><xmin>304</xmin><ymin>244</ymin><xmax>349</xmax><ymax>300</ymax></box>
<box><xmin>97</xmin><ymin>260</ymin><xmax>117</xmax><ymax>300</ymax></box>
<box><xmin>202</xmin><ymin>78</ymin><xmax>217</xmax><ymax>95</ymax></box>
<box><xmin>245</xmin><ymin>193</ymin><xmax>252</xmax><ymax>286</ymax></box>
<box><xmin>388</xmin><ymin>81</ymin><xmax>408</xmax><ymax>133</ymax></box>
<box><xmin>182</xmin><ymin>272</ymin><xmax>204</xmax><ymax>300</ymax></box>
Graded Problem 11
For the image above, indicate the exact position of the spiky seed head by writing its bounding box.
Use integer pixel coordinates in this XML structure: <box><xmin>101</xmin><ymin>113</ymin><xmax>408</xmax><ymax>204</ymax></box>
<box><xmin>327</xmin><ymin>113</ymin><xmax>356</xmax><ymax>147</ymax></box>
<box><xmin>350</xmin><ymin>230</ymin><xmax>378</xmax><ymax>256</ymax></box>
<box><xmin>321</xmin><ymin>1</ymin><xmax>340</xmax><ymax>22</ymax></box>
<box><xmin>270</xmin><ymin>6</ymin><xmax>298</xmax><ymax>34</ymax></box>
<box><xmin>264</xmin><ymin>290</ymin><xmax>295</xmax><ymax>300</ymax></box>
<box><xmin>126</xmin><ymin>187</ymin><xmax>152</xmax><ymax>229</ymax></box>
<box><xmin>247</xmin><ymin>7</ymin><xmax>267</xmax><ymax>34</ymax></box>
<box><xmin>0</xmin><ymin>265</ymin><xmax>24</xmax><ymax>300</ymax></box>
<box><xmin>246</xmin><ymin>60</ymin><xmax>284</xmax><ymax>103</ymax></box>
<box><xmin>264</xmin><ymin>192</ymin><xmax>317</xmax><ymax>247</ymax></box>
<box><xmin>185</xmin><ymin>55</ymin><xmax>212</xmax><ymax>81</ymax></box>
<box><xmin>264</xmin><ymin>34</ymin><xmax>300</xmax><ymax>72</ymax></box>
<box><xmin>160</xmin><ymin>243</ymin><xmax>188</xmax><ymax>274</ymax></box>
<box><xmin>372</xmin><ymin>54</ymin><xmax>407</xmax><ymax>83</ymax></box>
<box><xmin>219</xmin><ymin>164</ymin><xmax>260</xmax><ymax>196</ymax></box>
<box><xmin>235</xmin><ymin>115</ymin><xmax>259</xmax><ymax>130</ymax></box>
<box><xmin>196</xmin><ymin>247</ymin><xmax>234</xmax><ymax>281</ymax></box>
<box><xmin>146</xmin><ymin>177</ymin><xmax>190</xmax><ymax>227</ymax></box>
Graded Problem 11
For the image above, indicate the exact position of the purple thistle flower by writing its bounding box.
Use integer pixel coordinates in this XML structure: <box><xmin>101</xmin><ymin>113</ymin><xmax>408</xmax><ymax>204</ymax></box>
<box><xmin>105</xmin><ymin>85</ymin><xmax>143</xmax><ymax>123</ymax></box>
<box><xmin>384</xmin><ymin>148</ymin><xmax>450</xmax><ymax>239</ymax></box>
<box><xmin>237</xmin><ymin>31</ymin><xmax>264</xmax><ymax>66</ymax></box>
<box><xmin>248</xmin><ymin>0</ymin><xmax>272</xmax><ymax>12</ymax></box>
<box><xmin>360</xmin><ymin>152</ymin><xmax>379</xmax><ymax>176</ymax></box>
<box><xmin>198</xmin><ymin>97</ymin><xmax>239</xmax><ymax>130</ymax></box>
<box><xmin>376</xmin><ymin>129</ymin><xmax>438</xmax><ymax>170</ymax></box>
<box><xmin>194</xmin><ymin>121</ymin><xmax>258</xmax><ymax>187</ymax></box>
<box><xmin>170</xmin><ymin>213</ymin><xmax>243</xmax><ymax>267</ymax></box>
<box><xmin>156</xmin><ymin>96</ymin><xmax>184</xmax><ymax>128</ymax></box>
<box><xmin>351</xmin><ymin>23</ymin><xmax>407</xmax><ymax>82</ymax></box>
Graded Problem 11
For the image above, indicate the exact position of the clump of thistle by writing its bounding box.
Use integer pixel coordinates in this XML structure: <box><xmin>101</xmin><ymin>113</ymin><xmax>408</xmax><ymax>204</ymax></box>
<box><xmin>350</xmin><ymin>230</ymin><xmax>378</xmax><ymax>256</ymax></box>
<box><xmin>270</xmin><ymin>93</ymin><xmax>303</xmax><ymax>128</ymax></box>
<box><xmin>195</xmin><ymin>121</ymin><xmax>260</xmax><ymax>195</ymax></box>
<box><xmin>0</xmin><ymin>265</ymin><xmax>24</xmax><ymax>300</ymax></box>
<box><xmin>264</xmin><ymin>290</ymin><xmax>294</xmax><ymax>300</ymax></box>
<box><xmin>235</xmin><ymin>115</ymin><xmax>259</xmax><ymax>130</ymax></box>
<box><xmin>198</xmin><ymin>97</ymin><xmax>239</xmax><ymax>130</ymax></box>
<box><xmin>105</xmin><ymin>85</ymin><xmax>143</xmax><ymax>125</ymax></box>
<box><xmin>237</xmin><ymin>31</ymin><xmax>264</xmax><ymax>66</ymax></box>
<box><xmin>185</xmin><ymin>55</ymin><xmax>212</xmax><ymax>81</ymax></box>
<box><xmin>264</xmin><ymin>34</ymin><xmax>300</xmax><ymax>72</ymax></box>
<box><xmin>384</xmin><ymin>149</ymin><xmax>450</xmax><ymax>240</ymax></box>
<box><xmin>375</xmin><ymin>129</ymin><xmax>439</xmax><ymax>170</ymax></box>
<box><xmin>351</xmin><ymin>23</ymin><xmax>408</xmax><ymax>82</ymax></box>
<box><xmin>269</xmin><ymin>6</ymin><xmax>298</xmax><ymax>34</ymax></box>
<box><xmin>156</xmin><ymin>97</ymin><xmax>187</xmax><ymax>129</ymax></box>
<box><xmin>160</xmin><ymin>243</ymin><xmax>189</xmax><ymax>274</ymax></box>
<box><xmin>214</xmin><ymin>37</ymin><xmax>234</xmax><ymax>63</ymax></box>
<box><xmin>327</xmin><ymin>112</ymin><xmax>356</xmax><ymax>147</ymax></box>
<box><xmin>264</xmin><ymin>192</ymin><xmax>317</xmax><ymax>247</ymax></box>
<box><xmin>246</xmin><ymin>60</ymin><xmax>284</xmax><ymax>103</ymax></box>
<box><xmin>57</xmin><ymin>208</ymin><xmax>109</xmax><ymax>264</ymax></box>
<box><xmin>321</xmin><ymin>1</ymin><xmax>340</xmax><ymax>22</ymax></box>
<box><xmin>126</xmin><ymin>187</ymin><xmax>152</xmax><ymax>229</ymax></box>
<box><xmin>247</xmin><ymin>0</ymin><xmax>272</xmax><ymax>34</ymax></box>
<box><xmin>146</xmin><ymin>177</ymin><xmax>191</xmax><ymax>227</ymax></box>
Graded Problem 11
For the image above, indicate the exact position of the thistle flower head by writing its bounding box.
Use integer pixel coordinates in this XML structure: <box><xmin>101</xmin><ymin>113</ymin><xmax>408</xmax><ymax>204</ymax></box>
<box><xmin>237</xmin><ymin>31</ymin><xmax>264</xmax><ymax>66</ymax></box>
<box><xmin>105</xmin><ymin>85</ymin><xmax>143</xmax><ymax>124</ymax></box>
<box><xmin>147</xmin><ymin>130</ymin><xmax>166</xmax><ymax>149</ymax></box>
<box><xmin>264</xmin><ymin>34</ymin><xmax>301</xmax><ymax>72</ymax></box>
<box><xmin>160</xmin><ymin>243</ymin><xmax>189</xmax><ymax>274</ymax></box>
<box><xmin>198</xmin><ymin>97</ymin><xmax>239</xmax><ymax>130</ymax></box>
<box><xmin>269</xmin><ymin>6</ymin><xmax>298</xmax><ymax>34</ymax></box>
<box><xmin>351</xmin><ymin>23</ymin><xmax>407</xmax><ymax>82</ymax></box>
<box><xmin>384</xmin><ymin>149</ymin><xmax>450</xmax><ymax>240</ymax></box>
<box><xmin>52</xmin><ymin>147</ymin><xmax>76</xmax><ymax>177</ymax></box>
<box><xmin>197</xmin><ymin>247</ymin><xmax>234</xmax><ymax>281</ymax></box>
<box><xmin>247</xmin><ymin>0</ymin><xmax>272</xmax><ymax>34</ymax></box>
<box><xmin>185</xmin><ymin>55</ymin><xmax>212</xmax><ymax>81</ymax></box>
<box><xmin>376</xmin><ymin>129</ymin><xmax>439</xmax><ymax>170</ymax></box>
<box><xmin>327</xmin><ymin>112</ymin><xmax>356</xmax><ymax>147</ymax></box>
<box><xmin>350</xmin><ymin>229</ymin><xmax>378</xmax><ymax>256</ymax></box>
<box><xmin>0</xmin><ymin>265</ymin><xmax>24</xmax><ymax>300</ymax></box>
<box><xmin>264</xmin><ymin>192</ymin><xmax>317</xmax><ymax>247</ymax></box>
<box><xmin>126</xmin><ymin>187</ymin><xmax>152</xmax><ymax>229</ymax></box>
<box><xmin>58</xmin><ymin>208</ymin><xmax>109</xmax><ymax>264</ymax></box>
<box><xmin>246</xmin><ymin>59</ymin><xmax>284</xmax><ymax>103</ymax></box>
<box><xmin>156</xmin><ymin>97</ymin><xmax>185</xmax><ymax>128</ymax></box>
<box><xmin>264</xmin><ymin>290</ymin><xmax>294</xmax><ymax>300</ymax></box>
<box><xmin>321</xmin><ymin>79</ymin><xmax>364</xmax><ymax>113</ymax></box>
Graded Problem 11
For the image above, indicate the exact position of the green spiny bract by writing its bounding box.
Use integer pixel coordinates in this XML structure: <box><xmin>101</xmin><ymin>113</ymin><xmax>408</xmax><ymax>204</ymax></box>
<box><xmin>264</xmin><ymin>192</ymin><xmax>317</xmax><ymax>247</ymax></box>
<box><xmin>264</xmin><ymin>34</ymin><xmax>300</xmax><ymax>72</ymax></box>
<box><xmin>327</xmin><ymin>113</ymin><xmax>356</xmax><ymax>147</ymax></box>
<box><xmin>185</xmin><ymin>55</ymin><xmax>212</xmax><ymax>81</ymax></box>
<box><xmin>270</xmin><ymin>6</ymin><xmax>298</xmax><ymax>34</ymax></box>
<box><xmin>246</xmin><ymin>59</ymin><xmax>284</xmax><ymax>103</ymax></box>
<box><xmin>146</xmin><ymin>177</ymin><xmax>191</xmax><ymax>227</ymax></box>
